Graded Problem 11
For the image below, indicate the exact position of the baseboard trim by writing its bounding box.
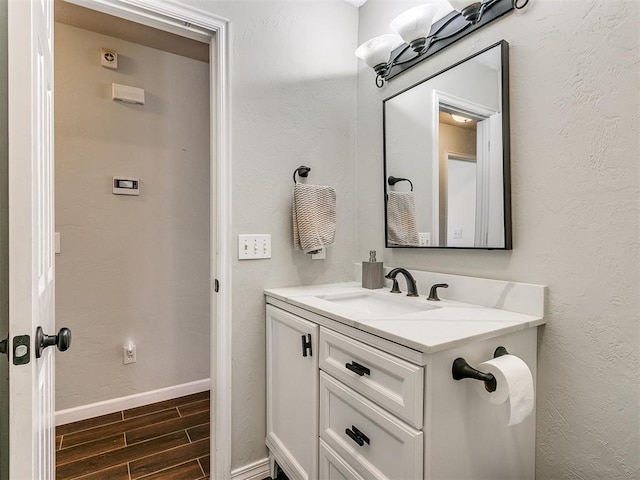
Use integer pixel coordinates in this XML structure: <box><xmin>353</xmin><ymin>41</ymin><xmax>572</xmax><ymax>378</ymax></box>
<box><xmin>231</xmin><ymin>458</ymin><xmax>270</xmax><ymax>480</ymax></box>
<box><xmin>56</xmin><ymin>378</ymin><xmax>211</xmax><ymax>426</ymax></box>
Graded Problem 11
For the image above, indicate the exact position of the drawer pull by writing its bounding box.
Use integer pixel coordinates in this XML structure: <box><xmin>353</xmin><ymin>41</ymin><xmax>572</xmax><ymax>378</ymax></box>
<box><xmin>345</xmin><ymin>361</ymin><xmax>370</xmax><ymax>376</ymax></box>
<box><xmin>345</xmin><ymin>425</ymin><xmax>370</xmax><ymax>446</ymax></box>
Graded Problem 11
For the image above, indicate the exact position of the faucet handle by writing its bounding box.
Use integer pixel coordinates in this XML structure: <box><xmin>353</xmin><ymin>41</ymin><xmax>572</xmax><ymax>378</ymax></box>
<box><xmin>427</xmin><ymin>283</ymin><xmax>448</xmax><ymax>301</ymax></box>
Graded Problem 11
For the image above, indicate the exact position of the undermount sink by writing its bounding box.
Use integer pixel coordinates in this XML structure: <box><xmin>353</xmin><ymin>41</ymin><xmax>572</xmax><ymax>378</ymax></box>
<box><xmin>316</xmin><ymin>292</ymin><xmax>439</xmax><ymax>317</ymax></box>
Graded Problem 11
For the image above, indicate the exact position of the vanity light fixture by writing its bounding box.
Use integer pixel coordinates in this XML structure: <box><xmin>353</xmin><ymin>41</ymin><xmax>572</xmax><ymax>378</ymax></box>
<box><xmin>356</xmin><ymin>0</ymin><xmax>528</xmax><ymax>88</ymax></box>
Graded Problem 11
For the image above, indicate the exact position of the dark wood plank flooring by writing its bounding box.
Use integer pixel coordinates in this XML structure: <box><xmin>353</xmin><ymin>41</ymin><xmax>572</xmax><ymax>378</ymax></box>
<box><xmin>56</xmin><ymin>391</ymin><xmax>210</xmax><ymax>480</ymax></box>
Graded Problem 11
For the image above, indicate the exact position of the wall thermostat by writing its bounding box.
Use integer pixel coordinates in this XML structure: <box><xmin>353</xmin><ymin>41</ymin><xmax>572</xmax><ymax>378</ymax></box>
<box><xmin>101</xmin><ymin>48</ymin><xmax>118</xmax><ymax>69</ymax></box>
<box><xmin>113</xmin><ymin>176</ymin><xmax>140</xmax><ymax>196</ymax></box>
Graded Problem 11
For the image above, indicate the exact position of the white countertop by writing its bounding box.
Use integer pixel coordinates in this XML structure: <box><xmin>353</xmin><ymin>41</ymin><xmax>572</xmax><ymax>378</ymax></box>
<box><xmin>265</xmin><ymin>282</ymin><xmax>546</xmax><ymax>353</ymax></box>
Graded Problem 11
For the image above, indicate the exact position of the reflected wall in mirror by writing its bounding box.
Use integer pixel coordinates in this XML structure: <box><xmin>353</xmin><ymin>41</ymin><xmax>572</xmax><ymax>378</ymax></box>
<box><xmin>383</xmin><ymin>41</ymin><xmax>511</xmax><ymax>249</ymax></box>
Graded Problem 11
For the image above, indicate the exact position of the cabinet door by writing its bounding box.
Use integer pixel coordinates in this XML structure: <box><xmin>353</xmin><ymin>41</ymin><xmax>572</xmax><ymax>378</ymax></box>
<box><xmin>266</xmin><ymin>305</ymin><xmax>319</xmax><ymax>480</ymax></box>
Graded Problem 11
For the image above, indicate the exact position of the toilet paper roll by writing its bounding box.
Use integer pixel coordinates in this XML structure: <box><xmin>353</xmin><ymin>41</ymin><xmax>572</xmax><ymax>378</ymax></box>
<box><xmin>475</xmin><ymin>354</ymin><xmax>534</xmax><ymax>426</ymax></box>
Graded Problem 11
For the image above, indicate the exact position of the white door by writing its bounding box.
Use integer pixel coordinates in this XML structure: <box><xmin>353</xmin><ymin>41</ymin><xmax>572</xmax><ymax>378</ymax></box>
<box><xmin>447</xmin><ymin>157</ymin><xmax>477</xmax><ymax>247</ymax></box>
<box><xmin>8</xmin><ymin>0</ymin><xmax>59</xmax><ymax>478</ymax></box>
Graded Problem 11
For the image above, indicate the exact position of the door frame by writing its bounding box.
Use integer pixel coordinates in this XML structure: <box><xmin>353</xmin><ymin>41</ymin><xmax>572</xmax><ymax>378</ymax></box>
<box><xmin>60</xmin><ymin>1</ymin><xmax>232</xmax><ymax>478</ymax></box>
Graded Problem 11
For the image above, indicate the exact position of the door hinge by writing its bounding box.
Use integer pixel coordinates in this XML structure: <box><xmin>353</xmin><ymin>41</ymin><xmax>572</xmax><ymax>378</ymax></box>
<box><xmin>301</xmin><ymin>334</ymin><xmax>312</xmax><ymax>357</ymax></box>
<box><xmin>214</xmin><ymin>278</ymin><xmax>220</xmax><ymax>293</ymax></box>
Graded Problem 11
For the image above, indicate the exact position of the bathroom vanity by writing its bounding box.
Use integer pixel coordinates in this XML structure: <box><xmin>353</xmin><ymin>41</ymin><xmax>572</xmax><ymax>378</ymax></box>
<box><xmin>265</xmin><ymin>270</ymin><xmax>546</xmax><ymax>480</ymax></box>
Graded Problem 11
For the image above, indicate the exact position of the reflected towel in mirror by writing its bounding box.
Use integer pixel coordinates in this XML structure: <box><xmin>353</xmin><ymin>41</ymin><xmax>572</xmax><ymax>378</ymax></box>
<box><xmin>293</xmin><ymin>184</ymin><xmax>336</xmax><ymax>254</ymax></box>
<box><xmin>387</xmin><ymin>191</ymin><xmax>419</xmax><ymax>246</ymax></box>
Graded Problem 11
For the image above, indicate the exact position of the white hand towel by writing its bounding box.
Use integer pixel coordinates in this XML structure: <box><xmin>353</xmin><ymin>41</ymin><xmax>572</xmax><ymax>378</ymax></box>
<box><xmin>387</xmin><ymin>191</ymin><xmax>419</xmax><ymax>246</ymax></box>
<box><xmin>293</xmin><ymin>184</ymin><xmax>336</xmax><ymax>254</ymax></box>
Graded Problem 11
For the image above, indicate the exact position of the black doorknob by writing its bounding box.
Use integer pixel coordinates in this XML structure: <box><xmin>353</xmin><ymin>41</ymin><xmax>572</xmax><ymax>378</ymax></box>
<box><xmin>35</xmin><ymin>326</ymin><xmax>72</xmax><ymax>358</ymax></box>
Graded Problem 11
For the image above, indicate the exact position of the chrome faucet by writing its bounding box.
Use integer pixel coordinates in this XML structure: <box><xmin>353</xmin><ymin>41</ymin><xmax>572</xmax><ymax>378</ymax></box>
<box><xmin>385</xmin><ymin>268</ymin><xmax>419</xmax><ymax>297</ymax></box>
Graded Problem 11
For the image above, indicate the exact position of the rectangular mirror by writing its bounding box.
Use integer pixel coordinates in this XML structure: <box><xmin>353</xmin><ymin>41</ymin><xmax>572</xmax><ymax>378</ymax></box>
<box><xmin>383</xmin><ymin>41</ymin><xmax>511</xmax><ymax>249</ymax></box>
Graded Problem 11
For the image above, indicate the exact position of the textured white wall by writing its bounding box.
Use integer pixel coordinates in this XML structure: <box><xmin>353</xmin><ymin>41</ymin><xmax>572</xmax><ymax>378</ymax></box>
<box><xmin>177</xmin><ymin>0</ymin><xmax>359</xmax><ymax>469</ymax></box>
<box><xmin>357</xmin><ymin>0</ymin><xmax>639</xmax><ymax>478</ymax></box>
<box><xmin>54</xmin><ymin>24</ymin><xmax>211</xmax><ymax>409</ymax></box>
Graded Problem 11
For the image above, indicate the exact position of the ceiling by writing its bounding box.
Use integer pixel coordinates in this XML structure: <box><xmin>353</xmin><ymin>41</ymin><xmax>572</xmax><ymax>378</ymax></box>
<box><xmin>54</xmin><ymin>0</ymin><xmax>209</xmax><ymax>63</ymax></box>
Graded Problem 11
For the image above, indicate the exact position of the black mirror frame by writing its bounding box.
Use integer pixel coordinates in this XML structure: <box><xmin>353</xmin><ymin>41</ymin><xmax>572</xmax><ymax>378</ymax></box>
<box><xmin>383</xmin><ymin>40</ymin><xmax>512</xmax><ymax>250</ymax></box>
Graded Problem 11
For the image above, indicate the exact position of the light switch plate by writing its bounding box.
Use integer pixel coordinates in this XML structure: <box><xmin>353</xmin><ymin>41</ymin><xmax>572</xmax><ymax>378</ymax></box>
<box><xmin>418</xmin><ymin>232</ymin><xmax>431</xmax><ymax>246</ymax></box>
<box><xmin>238</xmin><ymin>234</ymin><xmax>271</xmax><ymax>260</ymax></box>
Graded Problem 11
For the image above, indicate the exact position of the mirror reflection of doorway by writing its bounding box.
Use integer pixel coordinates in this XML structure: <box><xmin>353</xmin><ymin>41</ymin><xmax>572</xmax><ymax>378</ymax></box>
<box><xmin>436</xmin><ymin>100</ymin><xmax>503</xmax><ymax>248</ymax></box>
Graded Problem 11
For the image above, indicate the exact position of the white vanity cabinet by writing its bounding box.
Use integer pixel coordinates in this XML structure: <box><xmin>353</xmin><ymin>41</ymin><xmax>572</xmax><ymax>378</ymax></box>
<box><xmin>266</xmin><ymin>279</ymin><xmax>544</xmax><ymax>480</ymax></box>
<box><xmin>267</xmin><ymin>303</ymin><xmax>424</xmax><ymax>480</ymax></box>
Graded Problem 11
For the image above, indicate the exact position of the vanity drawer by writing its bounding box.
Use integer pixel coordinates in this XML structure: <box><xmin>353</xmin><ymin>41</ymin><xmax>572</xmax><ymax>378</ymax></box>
<box><xmin>319</xmin><ymin>439</ymin><xmax>365</xmax><ymax>480</ymax></box>
<box><xmin>320</xmin><ymin>372</ymin><xmax>423</xmax><ymax>480</ymax></box>
<box><xmin>319</xmin><ymin>327</ymin><xmax>424</xmax><ymax>428</ymax></box>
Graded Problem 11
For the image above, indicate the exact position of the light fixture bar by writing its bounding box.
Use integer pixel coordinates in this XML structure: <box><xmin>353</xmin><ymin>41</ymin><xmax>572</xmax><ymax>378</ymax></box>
<box><xmin>370</xmin><ymin>0</ymin><xmax>518</xmax><ymax>86</ymax></box>
<box><xmin>385</xmin><ymin>0</ymin><xmax>514</xmax><ymax>82</ymax></box>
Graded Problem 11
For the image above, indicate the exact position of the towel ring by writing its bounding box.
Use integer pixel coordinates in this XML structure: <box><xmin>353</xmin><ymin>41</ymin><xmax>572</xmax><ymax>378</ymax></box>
<box><xmin>388</xmin><ymin>176</ymin><xmax>413</xmax><ymax>192</ymax></box>
<box><xmin>293</xmin><ymin>166</ymin><xmax>311</xmax><ymax>184</ymax></box>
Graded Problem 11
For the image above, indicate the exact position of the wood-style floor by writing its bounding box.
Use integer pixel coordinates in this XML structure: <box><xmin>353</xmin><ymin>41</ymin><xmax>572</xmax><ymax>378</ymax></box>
<box><xmin>55</xmin><ymin>391</ymin><xmax>210</xmax><ymax>480</ymax></box>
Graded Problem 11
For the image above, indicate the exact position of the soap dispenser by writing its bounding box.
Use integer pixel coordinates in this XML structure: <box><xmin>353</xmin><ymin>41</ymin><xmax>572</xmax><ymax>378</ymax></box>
<box><xmin>362</xmin><ymin>250</ymin><xmax>384</xmax><ymax>289</ymax></box>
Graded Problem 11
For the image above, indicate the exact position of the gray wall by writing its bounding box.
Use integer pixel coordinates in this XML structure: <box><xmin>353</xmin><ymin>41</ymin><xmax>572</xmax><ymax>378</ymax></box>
<box><xmin>54</xmin><ymin>24</ymin><xmax>211</xmax><ymax>409</ymax></box>
<box><xmin>357</xmin><ymin>1</ymin><xmax>639</xmax><ymax>478</ymax></box>
<box><xmin>179</xmin><ymin>0</ymin><xmax>359</xmax><ymax>469</ymax></box>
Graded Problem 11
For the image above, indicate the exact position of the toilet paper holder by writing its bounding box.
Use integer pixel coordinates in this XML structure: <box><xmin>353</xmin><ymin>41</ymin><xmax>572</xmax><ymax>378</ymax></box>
<box><xmin>452</xmin><ymin>346</ymin><xmax>509</xmax><ymax>393</ymax></box>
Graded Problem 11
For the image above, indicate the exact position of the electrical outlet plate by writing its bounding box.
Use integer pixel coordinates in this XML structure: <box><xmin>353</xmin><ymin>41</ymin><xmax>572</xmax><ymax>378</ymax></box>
<box><xmin>238</xmin><ymin>234</ymin><xmax>271</xmax><ymax>260</ymax></box>
<box><xmin>311</xmin><ymin>247</ymin><xmax>326</xmax><ymax>260</ymax></box>
<box><xmin>123</xmin><ymin>344</ymin><xmax>136</xmax><ymax>364</ymax></box>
